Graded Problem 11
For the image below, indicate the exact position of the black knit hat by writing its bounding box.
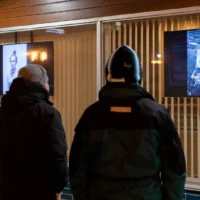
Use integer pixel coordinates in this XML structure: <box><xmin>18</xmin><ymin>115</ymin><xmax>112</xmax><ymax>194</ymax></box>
<box><xmin>107</xmin><ymin>45</ymin><xmax>140</xmax><ymax>83</ymax></box>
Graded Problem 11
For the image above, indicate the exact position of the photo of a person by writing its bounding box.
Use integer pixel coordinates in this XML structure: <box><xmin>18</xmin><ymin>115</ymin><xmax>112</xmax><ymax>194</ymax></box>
<box><xmin>7</xmin><ymin>50</ymin><xmax>18</xmax><ymax>89</ymax></box>
<box><xmin>3</xmin><ymin>44</ymin><xmax>27</xmax><ymax>94</ymax></box>
<box><xmin>187</xmin><ymin>30</ymin><xmax>200</xmax><ymax>96</ymax></box>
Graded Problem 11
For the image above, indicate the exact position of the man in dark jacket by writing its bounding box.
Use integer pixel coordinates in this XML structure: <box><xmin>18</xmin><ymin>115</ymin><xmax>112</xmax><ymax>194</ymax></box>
<box><xmin>0</xmin><ymin>64</ymin><xmax>68</xmax><ymax>200</ymax></box>
<box><xmin>69</xmin><ymin>45</ymin><xmax>186</xmax><ymax>200</ymax></box>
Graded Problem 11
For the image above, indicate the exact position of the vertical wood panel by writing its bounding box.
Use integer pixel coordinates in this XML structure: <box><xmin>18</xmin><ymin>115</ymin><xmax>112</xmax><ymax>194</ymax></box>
<box><xmin>163</xmin><ymin>19</ymin><xmax>168</xmax><ymax>111</ymax></box>
<box><xmin>0</xmin><ymin>32</ymin><xmax>15</xmax><ymax>43</ymax></box>
<box><xmin>129</xmin><ymin>22</ymin><xmax>132</xmax><ymax>47</ymax></box>
<box><xmin>151</xmin><ymin>20</ymin><xmax>155</xmax><ymax>98</ymax></box>
<box><xmin>97</xmin><ymin>21</ymin><xmax>102</xmax><ymax>98</ymax></box>
<box><xmin>190</xmin><ymin>98</ymin><xmax>194</xmax><ymax>177</ymax></box>
<box><xmin>198</xmin><ymin>98</ymin><xmax>200</xmax><ymax>177</ymax></box>
<box><xmin>123</xmin><ymin>23</ymin><xmax>127</xmax><ymax>45</ymax></box>
<box><xmin>118</xmin><ymin>23</ymin><xmax>122</xmax><ymax>47</ymax></box>
<box><xmin>134</xmin><ymin>22</ymin><xmax>138</xmax><ymax>53</ymax></box>
<box><xmin>184</xmin><ymin>98</ymin><xmax>188</xmax><ymax>170</ymax></box>
<box><xmin>158</xmin><ymin>20</ymin><xmax>163</xmax><ymax>103</ymax></box>
<box><xmin>112</xmin><ymin>24</ymin><xmax>116</xmax><ymax>53</ymax></box>
<box><xmin>177</xmin><ymin>97</ymin><xmax>180</xmax><ymax>135</ymax></box>
<box><xmin>140</xmin><ymin>23</ymin><xmax>144</xmax><ymax>79</ymax></box>
<box><xmin>145</xmin><ymin>21</ymin><xmax>150</xmax><ymax>93</ymax></box>
<box><xmin>103</xmin><ymin>23</ymin><xmax>112</xmax><ymax>66</ymax></box>
<box><xmin>170</xmin><ymin>18</ymin><xmax>175</xmax><ymax>121</ymax></box>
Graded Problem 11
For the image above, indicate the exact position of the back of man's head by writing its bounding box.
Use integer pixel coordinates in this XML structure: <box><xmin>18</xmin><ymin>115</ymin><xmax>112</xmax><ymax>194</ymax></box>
<box><xmin>18</xmin><ymin>64</ymin><xmax>49</xmax><ymax>91</ymax></box>
<box><xmin>107</xmin><ymin>45</ymin><xmax>141</xmax><ymax>84</ymax></box>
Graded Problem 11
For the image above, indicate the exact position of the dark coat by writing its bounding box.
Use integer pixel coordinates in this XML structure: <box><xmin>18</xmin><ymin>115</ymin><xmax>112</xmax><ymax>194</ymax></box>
<box><xmin>0</xmin><ymin>78</ymin><xmax>68</xmax><ymax>200</ymax></box>
<box><xmin>69</xmin><ymin>83</ymin><xmax>186</xmax><ymax>200</ymax></box>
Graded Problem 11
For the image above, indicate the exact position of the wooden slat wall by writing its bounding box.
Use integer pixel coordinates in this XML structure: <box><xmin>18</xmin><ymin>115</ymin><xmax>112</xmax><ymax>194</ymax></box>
<box><xmin>0</xmin><ymin>24</ymin><xmax>97</xmax><ymax>152</ymax></box>
<box><xmin>0</xmin><ymin>0</ymin><xmax>199</xmax><ymax>29</ymax></box>
<box><xmin>103</xmin><ymin>14</ymin><xmax>200</xmax><ymax>179</ymax></box>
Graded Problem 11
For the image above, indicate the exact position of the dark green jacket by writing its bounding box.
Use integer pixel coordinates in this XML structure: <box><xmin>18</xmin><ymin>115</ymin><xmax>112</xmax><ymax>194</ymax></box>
<box><xmin>69</xmin><ymin>83</ymin><xmax>186</xmax><ymax>200</ymax></box>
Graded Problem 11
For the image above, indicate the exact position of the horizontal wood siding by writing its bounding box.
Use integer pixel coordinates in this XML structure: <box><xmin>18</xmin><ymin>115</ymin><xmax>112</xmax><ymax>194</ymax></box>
<box><xmin>0</xmin><ymin>0</ymin><xmax>199</xmax><ymax>28</ymax></box>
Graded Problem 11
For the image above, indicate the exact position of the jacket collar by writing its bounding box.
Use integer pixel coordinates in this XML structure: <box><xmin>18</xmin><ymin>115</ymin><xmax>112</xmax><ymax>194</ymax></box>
<box><xmin>1</xmin><ymin>78</ymin><xmax>52</xmax><ymax>114</ymax></box>
<box><xmin>99</xmin><ymin>83</ymin><xmax>154</xmax><ymax>104</ymax></box>
<box><xmin>7</xmin><ymin>77</ymin><xmax>49</xmax><ymax>99</ymax></box>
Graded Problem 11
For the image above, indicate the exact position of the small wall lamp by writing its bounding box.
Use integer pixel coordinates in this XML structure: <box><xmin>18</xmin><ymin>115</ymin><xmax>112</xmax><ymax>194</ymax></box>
<box><xmin>29</xmin><ymin>50</ymin><xmax>48</xmax><ymax>62</ymax></box>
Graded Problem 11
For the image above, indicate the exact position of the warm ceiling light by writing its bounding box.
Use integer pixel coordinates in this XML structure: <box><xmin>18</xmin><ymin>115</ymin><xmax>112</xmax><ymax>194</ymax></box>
<box><xmin>31</xmin><ymin>51</ymin><xmax>38</xmax><ymax>61</ymax></box>
<box><xmin>151</xmin><ymin>60</ymin><xmax>162</xmax><ymax>64</ymax></box>
<box><xmin>157</xmin><ymin>54</ymin><xmax>161</xmax><ymax>58</ymax></box>
<box><xmin>40</xmin><ymin>51</ymin><xmax>48</xmax><ymax>62</ymax></box>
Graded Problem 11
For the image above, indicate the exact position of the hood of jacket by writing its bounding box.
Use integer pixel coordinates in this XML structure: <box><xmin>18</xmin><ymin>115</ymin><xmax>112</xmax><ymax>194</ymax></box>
<box><xmin>99</xmin><ymin>82</ymin><xmax>154</xmax><ymax>105</ymax></box>
<box><xmin>1</xmin><ymin>78</ymin><xmax>52</xmax><ymax>114</ymax></box>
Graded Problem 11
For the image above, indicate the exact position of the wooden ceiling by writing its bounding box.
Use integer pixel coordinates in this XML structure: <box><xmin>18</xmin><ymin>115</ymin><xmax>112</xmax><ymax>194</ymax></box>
<box><xmin>0</xmin><ymin>0</ymin><xmax>199</xmax><ymax>29</ymax></box>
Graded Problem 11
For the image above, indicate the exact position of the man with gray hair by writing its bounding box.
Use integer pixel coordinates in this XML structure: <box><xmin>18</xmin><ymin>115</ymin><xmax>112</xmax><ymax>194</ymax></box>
<box><xmin>0</xmin><ymin>64</ymin><xmax>68</xmax><ymax>200</ymax></box>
